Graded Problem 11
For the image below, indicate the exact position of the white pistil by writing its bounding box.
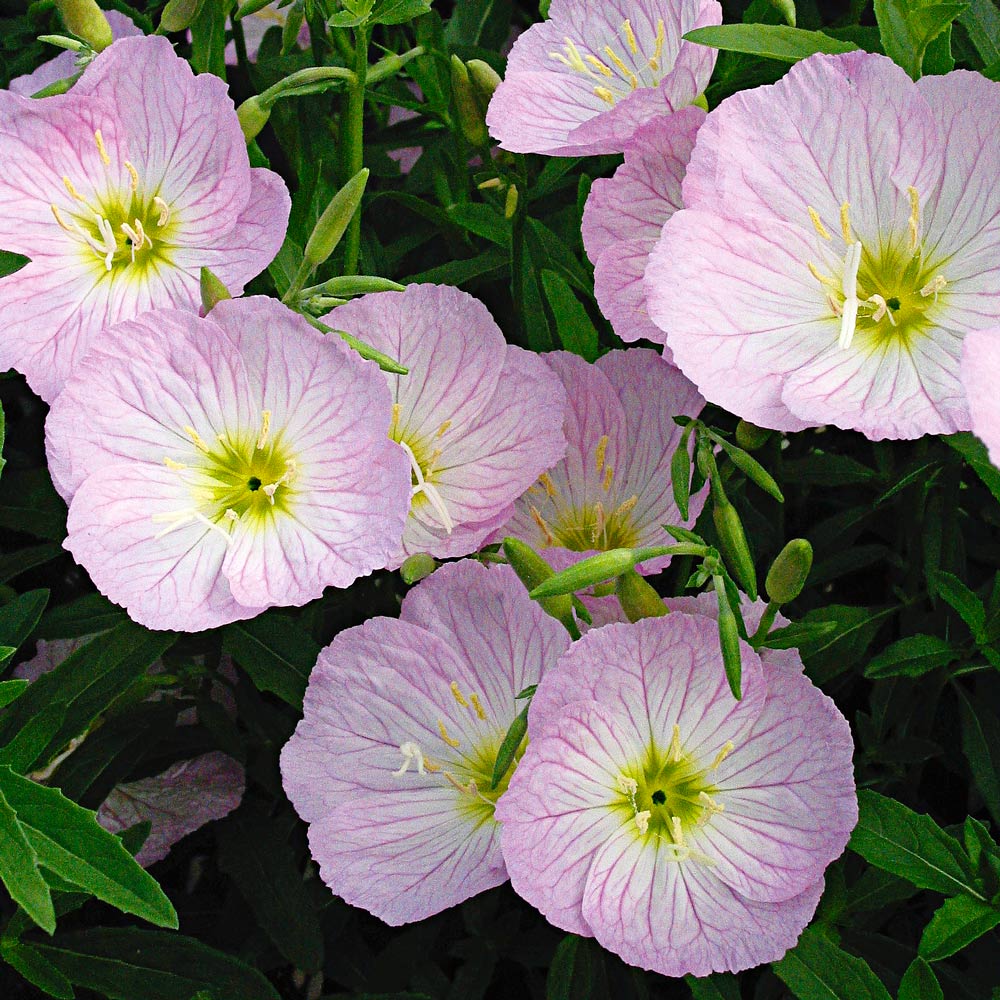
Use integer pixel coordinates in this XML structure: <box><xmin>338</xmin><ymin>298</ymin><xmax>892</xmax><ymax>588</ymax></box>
<box><xmin>920</xmin><ymin>275</ymin><xmax>947</xmax><ymax>300</ymax></box>
<box><xmin>262</xmin><ymin>460</ymin><xmax>297</xmax><ymax>505</ymax></box>
<box><xmin>397</xmin><ymin>437</ymin><xmax>454</xmax><ymax>535</ymax></box>
<box><xmin>151</xmin><ymin>507</ymin><xmax>235</xmax><ymax>544</ymax></box>
<box><xmin>394</xmin><ymin>741</ymin><xmax>427</xmax><ymax>776</ymax></box>
<box><xmin>838</xmin><ymin>241</ymin><xmax>863</xmax><ymax>350</ymax></box>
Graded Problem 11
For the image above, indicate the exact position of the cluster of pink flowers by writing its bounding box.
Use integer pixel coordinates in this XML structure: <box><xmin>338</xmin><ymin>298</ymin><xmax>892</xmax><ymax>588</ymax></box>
<box><xmin>40</xmin><ymin>0</ymin><xmax>1000</xmax><ymax>976</ymax></box>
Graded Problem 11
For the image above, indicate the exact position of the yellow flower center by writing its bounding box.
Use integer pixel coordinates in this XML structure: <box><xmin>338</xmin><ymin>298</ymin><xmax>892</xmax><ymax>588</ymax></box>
<box><xmin>390</xmin><ymin>403</ymin><xmax>454</xmax><ymax>534</ymax></box>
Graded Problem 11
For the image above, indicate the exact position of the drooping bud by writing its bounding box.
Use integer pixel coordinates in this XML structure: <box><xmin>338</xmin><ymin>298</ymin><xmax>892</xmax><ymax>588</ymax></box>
<box><xmin>450</xmin><ymin>55</ymin><xmax>490</xmax><ymax>148</ymax></box>
<box><xmin>712</xmin><ymin>499</ymin><xmax>758</xmax><ymax>599</ymax></box>
<box><xmin>200</xmin><ymin>268</ymin><xmax>231</xmax><ymax>315</ymax></box>
<box><xmin>466</xmin><ymin>59</ymin><xmax>502</xmax><ymax>107</ymax></box>
<box><xmin>503</xmin><ymin>538</ymin><xmax>579</xmax><ymax>639</ymax></box>
<box><xmin>304</xmin><ymin>168</ymin><xmax>370</xmax><ymax>270</ymax></box>
<box><xmin>615</xmin><ymin>570</ymin><xmax>668</xmax><ymax>623</ymax></box>
<box><xmin>160</xmin><ymin>0</ymin><xmax>207</xmax><ymax>32</ymax></box>
<box><xmin>713</xmin><ymin>575</ymin><xmax>743</xmax><ymax>700</ymax></box>
<box><xmin>236</xmin><ymin>95</ymin><xmax>270</xmax><ymax>143</ymax></box>
<box><xmin>735</xmin><ymin>420</ymin><xmax>771</xmax><ymax>452</ymax></box>
<box><xmin>400</xmin><ymin>553</ymin><xmax>437</xmax><ymax>585</ymax></box>
<box><xmin>54</xmin><ymin>0</ymin><xmax>113</xmax><ymax>51</ymax></box>
<box><xmin>765</xmin><ymin>538</ymin><xmax>813</xmax><ymax>605</ymax></box>
<box><xmin>504</xmin><ymin>184</ymin><xmax>519</xmax><ymax>219</ymax></box>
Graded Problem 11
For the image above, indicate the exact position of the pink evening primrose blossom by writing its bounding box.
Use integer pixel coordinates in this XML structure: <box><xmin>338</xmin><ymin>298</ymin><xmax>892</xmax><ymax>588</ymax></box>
<box><xmin>501</xmin><ymin>348</ymin><xmax>704</xmax><ymax>576</ymax></box>
<box><xmin>280</xmin><ymin>560</ymin><xmax>571</xmax><ymax>925</ymax></box>
<box><xmin>0</xmin><ymin>34</ymin><xmax>290</xmax><ymax>402</ymax></box>
<box><xmin>327</xmin><ymin>284</ymin><xmax>568</xmax><ymax>566</ymax></box>
<box><xmin>582</xmin><ymin>107</ymin><xmax>704</xmax><ymax>358</ymax></box>
<box><xmin>44</xmin><ymin>297</ymin><xmax>410</xmax><ymax>632</ymax></box>
<box><xmin>961</xmin><ymin>328</ymin><xmax>1000</xmax><ymax>466</ymax></box>
<box><xmin>8</xmin><ymin>11</ymin><xmax>142</xmax><ymax>97</ymax></box>
<box><xmin>486</xmin><ymin>0</ymin><xmax>720</xmax><ymax>156</ymax></box>
<box><xmin>497</xmin><ymin>611</ymin><xmax>857</xmax><ymax>977</ymax></box>
<box><xmin>646</xmin><ymin>52</ymin><xmax>1000</xmax><ymax>441</ymax></box>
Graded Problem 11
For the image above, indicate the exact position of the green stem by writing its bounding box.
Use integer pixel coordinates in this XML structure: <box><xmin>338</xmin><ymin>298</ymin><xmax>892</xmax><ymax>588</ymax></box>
<box><xmin>749</xmin><ymin>600</ymin><xmax>780</xmax><ymax>647</ymax></box>
<box><xmin>342</xmin><ymin>26</ymin><xmax>369</xmax><ymax>276</ymax></box>
<box><xmin>231</xmin><ymin>16</ymin><xmax>249</xmax><ymax>75</ymax></box>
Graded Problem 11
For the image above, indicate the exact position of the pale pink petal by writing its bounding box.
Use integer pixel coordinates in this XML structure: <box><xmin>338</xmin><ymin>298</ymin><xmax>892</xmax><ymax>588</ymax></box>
<box><xmin>98</xmin><ymin>752</ymin><xmax>245</xmax><ymax>867</ymax></box>
<box><xmin>961</xmin><ymin>327</ymin><xmax>1000</xmax><ymax>465</ymax></box>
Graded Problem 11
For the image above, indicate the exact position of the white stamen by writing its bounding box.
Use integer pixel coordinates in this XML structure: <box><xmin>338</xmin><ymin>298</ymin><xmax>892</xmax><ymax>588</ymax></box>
<box><xmin>153</xmin><ymin>196</ymin><xmax>171</xmax><ymax>226</ymax></box>
<box><xmin>838</xmin><ymin>241</ymin><xmax>863</xmax><ymax>350</ymax></box>
<box><xmin>397</xmin><ymin>438</ymin><xmax>454</xmax><ymax>534</ymax></box>
<box><xmin>394</xmin><ymin>741</ymin><xmax>426</xmax><ymax>776</ymax></box>
<box><xmin>920</xmin><ymin>275</ymin><xmax>947</xmax><ymax>300</ymax></box>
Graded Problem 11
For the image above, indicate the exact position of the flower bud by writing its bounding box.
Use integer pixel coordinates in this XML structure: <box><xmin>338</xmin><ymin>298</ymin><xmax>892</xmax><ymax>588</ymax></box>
<box><xmin>450</xmin><ymin>55</ymin><xmax>490</xmax><ymax>148</ymax></box>
<box><xmin>765</xmin><ymin>538</ymin><xmax>813</xmax><ymax>605</ymax></box>
<box><xmin>237</xmin><ymin>95</ymin><xmax>270</xmax><ymax>143</ymax></box>
<box><xmin>503</xmin><ymin>538</ymin><xmax>579</xmax><ymax>638</ymax></box>
<box><xmin>504</xmin><ymin>184</ymin><xmax>519</xmax><ymax>219</ymax></box>
<box><xmin>466</xmin><ymin>59</ymin><xmax>502</xmax><ymax>107</ymax></box>
<box><xmin>615</xmin><ymin>570</ymin><xmax>668</xmax><ymax>623</ymax></box>
<box><xmin>529</xmin><ymin>547</ymin><xmax>640</xmax><ymax>599</ymax></box>
<box><xmin>713</xmin><ymin>575</ymin><xmax>744</xmax><ymax>700</ymax></box>
<box><xmin>735</xmin><ymin>420</ymin><xmax>771</xmax><ymax>451</ymax></box>
<box><xmin>400</xmin><ymin>553</ymin><xmax>437</xmax><ymax>585</ymax></box>
<box><xmin>712</xmin><ymin>499</ymin><xmax>758</xmax><ymax>599</ymax></box>
<box><xmin>304</xmin><ymin>168</ymin><xmax>370</xmax><ymax>269</ymax></box>
<box><xmin>200</xmin><ymin>268</ymin><xmax>231</xmax><ymax>315</ymax></box>
<box><xmin>160</xmin><ymin>0</ymin><xmax>207</xmax><ymax>33</ymax></box>
<box><xmin>55</xmin><ymin>0</ymin><xmax>112</xmax><ymax>51</ymax></box>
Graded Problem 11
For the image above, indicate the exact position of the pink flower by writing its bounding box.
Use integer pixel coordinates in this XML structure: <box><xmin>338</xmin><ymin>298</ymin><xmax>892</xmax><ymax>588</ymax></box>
<box><xmin>280</xmin><ymin>560</ymin><xmax>571</xmax><ymax>925</ymax></box>
<box><xmin>8</xmin><ymin>11</ymin><xmax>142</xmax><ymax>96</ymax></box>
<box><xmin>98</xmin><ymin>752</ymin><xmax>245</xmax><ymax>867</ymax></box>
<box><xmin>961</xmin><ymin>327</ymin><xmax>1000</xmax><ymax>465</ymax></box>
<box><xmin>497</xmin><ymin>611</ymin><xmax>856</xmax><ymax>977</ymax></box>
<box><xmin>582</xmin><ymin>107</ymin><xmax>704</xmax><ymax>358</ymax></box>
<box><xmin>327</xmin><ymin>284</ymin><xmax>567</xmax><ymax>565</ymax></box>
<box><xmin>0</xmin><ymin>35</ymin><xmax>290</xmax><ymax>401</ymax></box>
<box><xmin>646</xmin><ymin>53</ymin><xmax>1000</xmax><ymax>440</ymax></box>
<box><xmin>486</xmin><ymin>0</ymin><xmax>720</xmax><ymax>156</ymax></box>
<box><xmin>501</xmin><ymin>349</ymin><xmax>703</xmax><ymax>575</ymax></box>
<box><xmin>45</xmin><ymin>297</ymin><xmax>410</xmax><ymax>632</ymax></box>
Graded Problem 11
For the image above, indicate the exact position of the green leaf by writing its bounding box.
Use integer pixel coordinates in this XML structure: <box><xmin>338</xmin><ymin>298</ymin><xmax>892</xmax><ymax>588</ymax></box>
<box><xmin>931</xmin><ymin>570</ymin><xmax>986</xmax><ymax>639</ymax></box>
<box><xmin>0</xmin><ymin>401</ymin><xmax>6</xmax><ymax>483</ymax></box>
<box><xmin>683</xmin><ymin>24</ymin><xmax>859</xmax><ymax>61</ymax></box>
<box><xmin>0</xmin><ymin>543</ymin><xmax>64</xmax><ymax>586</ymax></box>
<box><xmin>957</xmin><ymin>0</ymin><xmax>1000</xmax><ymax>63</ymax></box>
<box><xmin>540</xmin><ymin>270</ymin><xmax>599</xmax><ymax>362</ymax></box>
<box><xmin>0</xmin><ymin>679</ymin><xmax>28</xmax><ymax>708</ymax></box>
<box><xmin>371</xmin><ymin>0</ymin><xmax>433</xmax><ymax>24</ymax></box>
<box><xmin>0</xmin><ymin>938</ymin><xmax>75</xmax><ymax>999</ymax></box>
<box><xmin>0</xmin><ymin>767</ymin><xmax>178</xmax><ymax>929</ymax></box>
<box><xmin>798</xmin><ymin>605</ymin><xmax>891</xmax><ymax>682</ymax></box>
<box><xmin>32</xmin><ymin>928</ymin><xmax>280</xmax><ymax>1000</ymax></box>
<box><xmin>0</xmin><ymin>251</ymin><xmax>29</xmax><ymax>279</ymax></box>
<box><xmin>710</xmin><ymin>434</ymin><xmax>784</xmax><ymax>502</ymax></box>
<box><xmin>685</xmin><ymin>972</ymin><xmax>740</xmax><ymax>999</ymax></box>
<box><xmin>955</xmin><ymin>686</ymin><xmax>1000</xmax><ymax>826</ymax></box>
<box><xmin>772</xmin><ymin>926</ymin><xmax>892</xmax><ymax>999</ymax></box>
<box><xmin>850</xmin><ymin>790</ymin><xmax>983</xmax><ymax>899</ymax></box>
<box><xmin>36</xmin><ymin>594</ymin><xmax>127</xmax><ymax>640</ymax></box>
<box><xmin>864</xmin><ymin>634</ymin><xmax>960</xmax><ymax>678</ymax></box>
<box><xmin>222</xmin><ymin>613</ymin><xmax>320</xmax><ymax>709</ymax></box>
<box><xmin>918</xmin><ymin>893</ymin><xmax>1000</xmax><ymax>961</ymax></box>
<box><xmin>0</xmin><ymin>785</ymin><xmax>55</xmax><ymax>934</ymax></box>
<box><xmin>875</xmin><ymin>0</ymin><xmax>969</xmax><ymax>77</ymax></box>
<box><xmin>897</xmin><ymin>958</ymin><xmax>943</xmax><ymax>1000</ymax></box>
<box><xmin>761</xmin><ymin>620</ymin><xmax>840</xmax><ymax>649</ymax></box>
<box><xmin>216</xmin><ymin>802</ymin><xmax>324</xmax><ymax>972</ymax></box>
<box><xmin>945</xmin><ymin>432</ymin><xmax>1000</xmax><ymax>505</ymax></box>
<box><xmin>189</xmin><ymin>0</ymin><xmax>229</xmax><ymax>77</ymax></box>
<box><xmin>0</xmin><ymin>589</ymin><xmax>49</xmax><ymax>651</ymax></box>
<box><xmin>547</xmin><ymin>935</ymin><xmax>593</xmax><ymax>1000</ymax></box>
<box><xmin>445</xmin><ymin>203</ymin><xmax>511</xmax><ymax>247</ymax></box>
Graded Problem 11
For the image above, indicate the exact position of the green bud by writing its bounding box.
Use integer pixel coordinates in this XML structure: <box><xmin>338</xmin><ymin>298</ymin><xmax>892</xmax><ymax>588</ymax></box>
<box><xmin>450</xmin><ymin>55</ymin><xmax>490</xmax><ymax>148</ymax></box>
<box><xmin>303</xmin><ymin>275</ymin><xmax>406</xmax><ymax>298</ymax></box>
<box><xmin>692</xmin><ymin>93</ymin><xmax>709</xmax><ymax>111</ymax></box>
<box><xmin>55</xmin><ymin>0</ymin><xmax>112</xmax><ymax>51</ymax></box>
<box><xmin>37</xmin><ymin>34</ymin><xmax>86</xmax><ymax>52</ymax></box>
<box><xmin>735</xmin><ymin>420</ymin><xmax>771</xmax><ymax>451</ymax></box>
<box><xmin>503</xmin><ymin>538</ymin><xmax>579</xmax><ymax>638</ymax></box>
<box><xmin>491</xmin><ymin>703</ymin><xmax>528</xmax><ymax>789</ymax></box>
<box><xmin>200</xmin><ymin>268</ymin><xmax>231</xmax><ymax>315</ymax></box>
<box><xmin>466</xmin><ymin>59</ymin><xmax>502</xmax><ymax>108</ymax></box>
<box><xmin>712</xmin><ymin>499</ymin><xmax>758</xmax><ymax>599</ymax></box>
<box><xmin>615</xmin><ymin>570</ymin><xmax>668</xmax><ymax>623</ymax></box>
<box><xmin>400</xmin><ymin>553</ymin><xmax>437</xmax><ymax>585</ymax></box>
<box><xmin>32</xmin><ymin>76</ymin><xmax>78</xmax><ymax>98</ymax></box>
<box><xmin>160</xmin><ymin>0</ymin><xmax>207</xmax><ymax>32</ymax></box>
<box><xmin>504</xmin><ymin>184</ymin><xmax>519</xmax><ymax>219</ymax></box>
<box><xmin>304</xmin><ymin>168</ymin><xmax>370</xmax><ymax>269</ymax></box>
<box><xmin>530</xmin><ymin>548</ymin><xmax>641</xmax><ymax>599</ymax></box>
<box><xmin>713</xmin><ymin>575</ymin><xmax>743</xmax><ymax>699</ymax></box>
<box><xmin>236</xmin><ymin>95</ymin><xmax>270</xmax><ymax>143</ymax></box>
<box><xmin>765</xmin><ymin>538</ymin><xmax>813</xmax><ymax>605</ymax></box>
<box><xmin>234</xmin><ymin>0</ymin><xmax>275</xmax><ymax>19</ymax></box>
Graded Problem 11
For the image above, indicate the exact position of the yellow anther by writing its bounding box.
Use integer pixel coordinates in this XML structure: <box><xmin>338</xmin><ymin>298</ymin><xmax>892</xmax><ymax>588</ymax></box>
<box><xmin>163</xmin><ymin>457</ymin><xmax>186</xmax><ymax>470</ymax></box>
<box><xmin>539</xmin><ymin>472</ymin><xmax>559</xmax><ymax>498</ymax></box>
<box><xmin>710</xmin><ymin>741</ymin><xmax>735</xmax><ymax>771</ymax></box>
<box><xmin>562</xmin><ymin>37</ymin><xmax>589</xmax><ymax>74</ymax></box>
<box><xmin>594</xmin><ymin>86</ymin><xmax>616</xmax><ymax>105</ymax></box>
<box><xmin>469</xmin><ymin>693</ymin><xmax>487</xmax><ymax>720</ymax></box>
<box><xmin>591</xmin><ymin>501</ymin><xmax>606</xmax><ymax>544</ymax></box>
<box><xmin>671</xmin><ymin>815</ymin><xmax>685</xmax><ymax>846</ymax></box>
<box><xmin>436</xmin><ymin>420</ymin><xmax>452</xmax><ymax>438</ymax></box>
<box><xmin>603</xmin><ymin>46</ymin><xmax>638</xmax><ymax>88</ymax></box>
<box><xmin>668</xmin><ymin>723</ymin><xmax>683</xmax><ymax>763</ymax></box>
<box><xmin>437</xmin><ymin>720</ymin><xmax>461</xmax><ymax>748</ymax></box>
<box><xmin>530</xmin><ymin>506</ymin><xmax>556</xmax><ymax>546</ymax></box>
<box><xmin>595</xmin><ymin>434</ymin><xmax>609</xmax><ymax>474</ymax></box>
<box><xmin>184</xmin><ymin>425</ymin><xmax>209</xmax><ymax>452</ymax></box>
<box><xmin>94</xmin><ymin>130</ymin><xmax>111</xmax><ymax>166</ymax></box>
<box><xmin>585</xmin><ymin>54</ymin><xmax>614</xmax><ymax>76</ymax></box>
<box><xmin>602</xmin><ymin>464</ymin><xmax>614</xmax><ymax>491</ymax></box>
<box><xmin>62</xmin><ymin>176</ymin><xmax>85</xmax><ymax>201</ymax></box>
<box><xmin>424</xmin><ymin>758</ymin><xmax>440</xmax><ymax>773</ymax></box>
<box><xmin>614</xmin><ymin>494</ymin><xmax>638</xmax><ymax>520</ymax></box>
<box><xmin>807</xmin><ymin>260</ymin><xmax>839</xmax><ymax>290</ymax></box>
<box><xmin>153</xmin><ymin>196</ymin><xmax>171</xmax><ymax>226</ymax></box>
<box><xmin>827</xmin><ymin>292</ymin><xmax>843</xmax><ymax>317</ymax></box>
<box><xmin>617</xmin><ymin>774</ymin><xmax>638</xmax><ymax>795</ymax></box>
<box><xmin>698</xmin><ymin>790</ymin><xmax>724</xmax><ymax>815</ymax></box>
<box><xmin>50</xmin><ymin>204</ymin><xmax>74</xmax><ymax>233</ymax></box>
<box><xmin>444</xmin><ymin>771</ymin><xmax>477</xmax><ymax>795</ymax></box>
<box><xmin>635</xmin><ymin>810</ymin><xmax>651</xmax><ymax>835</ymax></box>
<box><xmin>920</xmin><ymin>274</ymin><xmax>947</xmax><ymax>299</ymax></box>
<box><xmin>652</xmin><ymin>19</ymin><xmax>665</xmax><ymax>65</ymax></box>
<box><xmin>839</xmin><ymin>201</ymin><xmax>852</xmax><ymax>243</ymax></box>
<box><xmin>449</xmin><ymin>681</ymin><xmax>469</xmax><ymax>708</ymax></box>
<box><xmin>808</xmin><ymin>207</ymin><xmax>831</xmax><ymax>241</ymax></box>
<box><xmin>256</xmin><ymin>409</ymin><xmax>272</xmax><ymax>450</ymax></box>
<box><xmin>390</xmin><ymin>402</ymin><xmax>402</xmax><ymax>433</ymax></box>
<box><xmin>908</xmin><ymin>186</ymin><xmax>920</xmax><ymax>250</ymax></box>
<box><xmin>622</xmin><ymin>18</ymin><xmax>639</xmax><ymax>54</ymax></box>
<box><xmin>123</xmin><ymin>160</ymin><xmax>139</xmax><ymax>191</ymax></box>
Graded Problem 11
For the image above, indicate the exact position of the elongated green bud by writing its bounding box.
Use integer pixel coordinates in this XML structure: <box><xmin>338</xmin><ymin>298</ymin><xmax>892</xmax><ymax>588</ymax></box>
<box><xmin>304</xmin><ymin>168</ymin><xmax>370</xmax><ymax>269</ymax></box>
<box><xmin>713</xmin><ymin>499</ymin><xmax>758</xmax><ymax>599</ymax></box>
<box><xmin>466</xmin><ymin>59</ymin><xmax>502</xmax><ymax>107</ymax></box>
<box><xmin>400</xmin><ymin>553</ymin><xmax>437</xmax><ymax>585</ymax></box>
<box><xmin>735</xmin><ymin>420</ymin><xmax>771</xmax><ymax>451</ymax></box>
<box><xmin>55</xmin><ymin>0</ymin><xmax>112</xmax><ymax>51</ymax></box>
<box><xmin>505</xmin><ymin>184</ymin><xmax>519</xmax><ymax>219</ymax></box>
<box><xmin>450</xmin><ymin>55</ymin><xmax>490</xmax><ymax>148</ymax></box>
<box><xmin>713</xmin><ymin>575</ymin><xmax>743</xmax><ymax>699</ymax></box>
<box><xmin>530</xmin><ymin>548</ymin><xmax>640</xmax><ymax>599</ymax></box>
<box><xmin>491</xmin><ymin>703</ymin><xmax>528</xmax><ymax>789</ymax></box>
<box><xmin>765</xmin><ymin>538</ymin><xmax>813</xmax><ymax>605</ymax></box>
<box><xmin>160</xmin><ymin>0</ymin><xmax>207</xmax><ymax>32</ymax></box>
<box><xmin>236</xmin><ymin>95</ymin><xmax>270</xmax><ymax>143</ymax></box>
<box><xmin>200</xmin><ymin>268</ymin><xmax>231</xmax><ymax>315</ymax></box>
<box><xmin>37</xmin><ymin>34</ymin><xmax>86</xmax><ymax>52</ymax></box>
<box><xmin>503</xmin><ymin>538</ymin><xmax>579</xmax><ymax>638</ymax></box>
<box><xmin>615</xmin><ymin>570</ymin><xmax>668</xmax><ymax>623</ymax></box>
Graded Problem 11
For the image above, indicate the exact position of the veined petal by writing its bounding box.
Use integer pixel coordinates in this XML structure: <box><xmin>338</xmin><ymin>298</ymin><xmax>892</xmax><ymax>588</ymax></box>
<box><xmin>961</xmin><ymin>327</ymin><xmax>1000</xmax><ymax>465</ymax></box>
